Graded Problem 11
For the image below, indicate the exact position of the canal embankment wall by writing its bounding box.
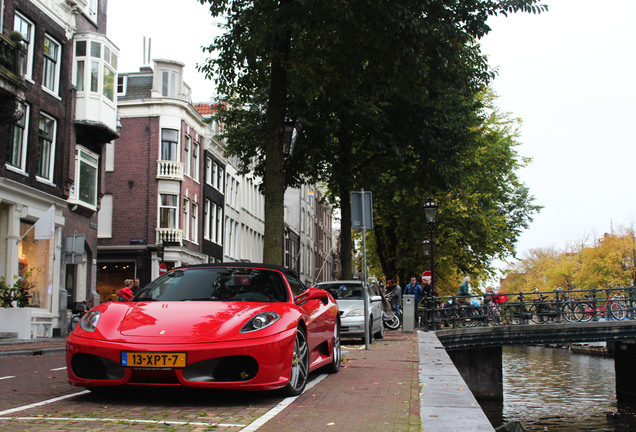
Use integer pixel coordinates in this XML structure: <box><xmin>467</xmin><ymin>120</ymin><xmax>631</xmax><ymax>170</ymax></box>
<box><xmin>418</xmin><ymin>331</ymin><xmax>495</xmax><ymax>431</ymax></box>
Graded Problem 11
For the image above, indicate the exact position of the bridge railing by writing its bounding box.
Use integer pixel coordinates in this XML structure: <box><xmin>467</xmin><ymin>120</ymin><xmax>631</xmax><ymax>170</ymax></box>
<box><xmin>418</xmin><ymin>286</ymin><xmax>636</xmax><ymax>330</ymax></box>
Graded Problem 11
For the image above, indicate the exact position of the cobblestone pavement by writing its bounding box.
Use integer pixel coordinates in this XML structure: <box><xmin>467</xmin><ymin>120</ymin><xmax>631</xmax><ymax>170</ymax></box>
<box><xmin>0</xmin><ymin>330</ymin><xmax>420</xmax><ymax>431</ymax></box>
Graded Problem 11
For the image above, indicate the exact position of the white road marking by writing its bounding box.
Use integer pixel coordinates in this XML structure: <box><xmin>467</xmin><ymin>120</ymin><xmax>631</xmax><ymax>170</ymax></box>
<box><xmin>0</xmin><ymin>417</ymin><xmax>245</xmax><ymax>428</ymax></box>
<box><xmin>49</xmin><ymin>367</ymin><xmax>66</xmax><ymax>371</ymax></box>
<box><xmin>0</xmin><ymin>372</ymin><xmax>329</xmax><ymax>430</ymax></box>
<box><xmin>0</xmin><ymin>376</ymin><xmax>16</xmax><ymax>381</ymax></box>
<box><xmin>239</xmin><ymin>373</ymin><xmax>328</xmax><ymax>432</ymax></box>
<box><xmin>0</xmin><ymin>391</ymin><xmax>90</xmax><ymax>417</ymax></box>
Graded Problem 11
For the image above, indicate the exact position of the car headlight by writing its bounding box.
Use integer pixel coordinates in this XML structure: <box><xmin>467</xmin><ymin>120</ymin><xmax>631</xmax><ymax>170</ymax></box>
<box><xmin>347</xmin><ymin>309</ymin><xmax>364</xmax><ymax>317</ymax></box>
<box><xmin>240</xmin><ymin>312</ymin><xmax>280</xmax><ymax>333</ymax></box>
<box><xmin>79</xmin><ymin>310</ymin><xmax>101</xmax><ymax>332</ymax></box>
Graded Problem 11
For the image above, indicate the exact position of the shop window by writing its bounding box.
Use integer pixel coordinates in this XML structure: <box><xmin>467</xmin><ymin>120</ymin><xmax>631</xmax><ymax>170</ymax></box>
<box><xmin>18</xmin><ymin>221</ymin><xmax>52</xmax><ymax>309</ymax></box>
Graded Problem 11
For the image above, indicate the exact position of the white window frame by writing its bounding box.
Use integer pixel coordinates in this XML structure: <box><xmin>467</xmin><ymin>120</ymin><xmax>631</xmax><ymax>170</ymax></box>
<box><xmin>204</xmin><ymin>199</ymin><xmax>211</xmax><ymax>241</ymax></box>
<box><xmin>159</xmin><ymin>194</ymin><xmax>178</xmax><ymax>229</ymax></box>
<box><xmin>36</xmin><ymin>112</ymin><xmax>56</xmax><ymax>183</ymax></box>
<box><xmin>72</xmin><ymin>145</ymin><xmax>99</xmax><ymax>209</ymax></box>
<box><xmin>6</xmin><ymin>102</ymin><xmax>29</xmax><ymax>173</ymax></box>
<box><xmin>191</xmin><ymin>202</ymin><xmax>198</xmax><ymax>244</ymax></box>
<box><xmin>192</xmin><ymin>141</ymin><xmax>199</xmax><ymax>181</ymax></box>
<box><xmin>117</xmin><ymin>75</ymin><xmax>127</xmax><ymax>96</ymax></box>
<box><xmin>205</xmin><ymin>156</ymin><xmax>212</xmax><ymax>185</ymax></box>
<box><xmin>161</xmin><ymin>129</ymin><xmax>179</xmax><ymax>161</ymax></box>
<box><xmin>42</xmin><ymin>34</ymin><xmax>61</xmax><ymax>95</ymax></box>
<box><xmin>14</xmin><ymin>13</ymin><xmax>34</xmax><ymax>80</ymax></box>
<box><xmin>74</xmin><ymin>37</ymin><xmax>118</xmax><ymax>104</ymax></box>
<box><xmin>184</xmin><ymin>135</ymin><xmax>191</xmax><ymax>176</ymax></box>
<box><xmin>85</xmin><ymin>0</ymin><xmax>98</xmax><ymax>23</ymax></box>
<box><xmin>183</xmin><ymin>198</ymin><xmax>190</xmax><ymax>241</ymax></box>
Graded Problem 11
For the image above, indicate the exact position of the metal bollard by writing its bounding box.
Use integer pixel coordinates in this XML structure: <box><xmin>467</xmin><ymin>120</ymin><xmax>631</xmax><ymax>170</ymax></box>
<box><xmin>403</xmin><ymin>295</ymin><xmax>415</xmax><ymax>332</ymax></box>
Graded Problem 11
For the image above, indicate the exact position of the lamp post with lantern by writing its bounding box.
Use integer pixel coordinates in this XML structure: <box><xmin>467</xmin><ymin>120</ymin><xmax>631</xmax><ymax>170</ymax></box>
<box><xmin>421</xmin><ymin>197</ymin><xmax>439</xmax><ymax>288</ymax></box>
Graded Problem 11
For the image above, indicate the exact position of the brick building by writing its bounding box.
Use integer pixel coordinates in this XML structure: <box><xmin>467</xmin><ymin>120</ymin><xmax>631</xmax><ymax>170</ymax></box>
<box><xmin>0</xmin><ymin>0</ymin><xmax>118</xmax><ymax>338</ymax></box>
<box><xmin>96</xmin><ymin>59</ymin><xmax>216</xmax><ymax>301</ymax></box>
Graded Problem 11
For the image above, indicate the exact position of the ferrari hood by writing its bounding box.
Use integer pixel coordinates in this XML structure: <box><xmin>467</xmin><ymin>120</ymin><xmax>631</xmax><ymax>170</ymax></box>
<box><xmin>118</xmin><ymin>301</ymin><xmax>267</xmax><ymax>338</ymax></box>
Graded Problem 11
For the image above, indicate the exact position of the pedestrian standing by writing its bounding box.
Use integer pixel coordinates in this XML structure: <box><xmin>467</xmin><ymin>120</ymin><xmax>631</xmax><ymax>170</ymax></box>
<box><xmin>131</xmin><ymin>278</ymin><xmax>141</xmax><ymax>295</ymax></box>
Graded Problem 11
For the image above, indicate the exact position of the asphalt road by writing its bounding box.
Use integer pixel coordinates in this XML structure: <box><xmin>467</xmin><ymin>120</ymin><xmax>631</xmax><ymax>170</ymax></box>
<box><xmin>0</xmin><ymin>351</ymin><xmax>320</xmax><ymax>431</ymax></box>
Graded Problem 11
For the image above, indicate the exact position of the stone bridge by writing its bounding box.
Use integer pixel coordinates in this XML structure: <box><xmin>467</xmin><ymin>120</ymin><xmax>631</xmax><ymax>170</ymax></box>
<box><xmin>432</xmin><ymin>320</ymin><xmax>636</xmax><ymax>400</ymax></box>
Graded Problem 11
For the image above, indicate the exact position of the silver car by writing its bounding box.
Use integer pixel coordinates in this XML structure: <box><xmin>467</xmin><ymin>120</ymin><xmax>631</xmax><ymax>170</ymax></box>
<box><xmin>314</xmin><ymin>280</ymin><xmax>384</xmax><ymax>343</ymax></box>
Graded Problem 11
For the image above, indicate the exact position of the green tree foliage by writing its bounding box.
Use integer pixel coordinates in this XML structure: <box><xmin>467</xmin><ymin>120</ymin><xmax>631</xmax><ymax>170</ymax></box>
<box><xmin>197</xmin><ymin>0</ymin><xmax>547</xmax><ymax>272</ymax></box>
<box><xmin>503</xmin><ymin>226</ymin><xmax>636</xmax><ymax>292</ymax></box>
<box><xmin>370</xmin><ymin>90</ymin><xmax>541</xmax><ymax>293</ymax></box>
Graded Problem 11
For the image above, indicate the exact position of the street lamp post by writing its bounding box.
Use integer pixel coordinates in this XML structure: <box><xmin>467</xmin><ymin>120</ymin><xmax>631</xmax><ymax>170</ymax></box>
<box><xmin>422</xmin><ymin>197</ymin><xmax>439</xmax><ymax>288</ymax></box>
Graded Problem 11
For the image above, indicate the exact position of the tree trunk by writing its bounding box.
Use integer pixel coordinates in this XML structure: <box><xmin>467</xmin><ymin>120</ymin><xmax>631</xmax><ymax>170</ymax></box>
<box><xmin>262</xmin><ymin>8</ymin><xmax>291</xmax><ymax>266</ymax></box>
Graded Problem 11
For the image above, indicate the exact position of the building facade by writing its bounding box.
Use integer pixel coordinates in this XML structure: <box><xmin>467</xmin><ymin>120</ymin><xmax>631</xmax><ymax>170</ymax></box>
<box><xmin>0</xmin><ymin>0</ymin><xmax>118</xmax><ymax>338</ymax></box>
<box><xmin>97</xmin><ymin>60</ymin><xmax>212</xmax><ymax>302</ymax></box>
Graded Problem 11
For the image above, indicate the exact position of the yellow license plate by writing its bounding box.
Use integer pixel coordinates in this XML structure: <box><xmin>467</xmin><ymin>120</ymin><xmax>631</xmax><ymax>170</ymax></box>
<box><xmin>121</xmin><ymin>352</ymin><xmax>187</xmax><ymax>368</ymax></box>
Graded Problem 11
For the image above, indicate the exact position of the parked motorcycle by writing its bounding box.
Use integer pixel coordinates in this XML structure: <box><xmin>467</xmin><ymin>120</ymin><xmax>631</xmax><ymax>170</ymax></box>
<box><xmin>383</xmin><ymin>308</ymin><xmax>401</xmax><ymax>330</ymax></box>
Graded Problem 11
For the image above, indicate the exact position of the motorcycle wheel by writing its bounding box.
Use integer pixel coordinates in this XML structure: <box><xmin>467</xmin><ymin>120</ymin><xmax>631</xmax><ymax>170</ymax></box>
<box><xmin>384</xmin><ymin>314</ymin><xmax>401</xmax><ymax>330</ymax></box>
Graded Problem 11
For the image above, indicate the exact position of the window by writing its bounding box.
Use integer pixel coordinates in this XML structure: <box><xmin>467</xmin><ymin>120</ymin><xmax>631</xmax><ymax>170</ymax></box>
<box><xmin>204</xmin><ymin>199</ymin><xmax>211</xmax><ymax>240</ymax></box>
<box><xmin>192</xmin><ymin>141</ymin><xmax>199</xmax><ymax>181</ymax></box>
<box><xmin>191</xmin><ymin>203</ymin><xmax>198</xmax><ymax>243</ymax></box>
<box><xmin>217</xmin><ymin>166</ymin><xmax>225</xmax><ymax>193</ymax></box>
<box><xmin>14</xmin><ymin>13</ymin><xmax>34</xmax><ymax>79</ymax></box>
<box><xmin>117</xmin><ymin>75</ymin><xmax>126</xmax><ymax>95</ymax></box>
<box><xmin>74</xmin><ymin>146</ymin><xmax>99</xmax><ymax>208</ymax></box>
<box><xmin>75</xmin><ymin>38</ymin><xmax>118</xmax><ymax>102</ymax></box>
<box><xmin>85</xmin><ymin>0</ymin><xmax>98</xmax><ymax>22</ymax></box>
<box><xmin>37</xmin><ymin>113</ymin><xmax>56</xmax><ymax>182</ymax></box>
<box><xmin>162</xmin><ymin>71</ymin><xmax>177</xmax><ymax>97</ymax></box>
<box><xmin>161</xmin><ymin>129</ymin><xmax>178</xmax><ymax>161</ymax></box>
<box><xmin>43</xmin><ymin>35</ymin><xmax>60</xmax><ymax>94</ymax></box>
<box><xmin>184</xmin><ymin>135</ymin><xmax>190</xmax><ymax>176</ymax></box>
<box><xmin>183</xmin><ymin>198</ymin><xmax>190</xmax><ymax>240</ymax></box>
<box><xmin>159</xmin><ymin>194</ymin><xmax>178</xmax><ymax>228</ymax></box>
<box><xmin>7</xmin><ymin>103</ymin><xmax>29</xmax><ymax>172</ymax></box>
<box><xmin>205</xmin><ymin>156</ymin><xmax>212</xmax><ymax>185</ymax></box>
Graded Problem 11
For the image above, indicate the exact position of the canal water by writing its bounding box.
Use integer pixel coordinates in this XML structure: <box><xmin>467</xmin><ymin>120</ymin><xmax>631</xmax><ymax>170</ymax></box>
<box><xmin>479</xmin><ymin>345</ymin><xmax>636</xmax><ymax>431</ymax></box>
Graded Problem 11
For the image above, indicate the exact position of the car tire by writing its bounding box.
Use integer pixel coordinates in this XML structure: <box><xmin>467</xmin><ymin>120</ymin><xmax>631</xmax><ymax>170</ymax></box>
<box><xmin>324</xmin><ymin>320</ymin><xmax>341</xmax><ymax>374</ymax></box>
<box><xmin>281</xmin><ymin>327</ymin><xmax>309</xmax><ymax>396</ymax></box>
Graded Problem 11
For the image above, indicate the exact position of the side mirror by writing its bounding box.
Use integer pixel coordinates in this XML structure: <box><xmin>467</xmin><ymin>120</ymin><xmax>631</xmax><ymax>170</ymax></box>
<box><xmin>295</xmin><ymin>288</ymin><xmax>330</xmax><ymax>305</ymax></box>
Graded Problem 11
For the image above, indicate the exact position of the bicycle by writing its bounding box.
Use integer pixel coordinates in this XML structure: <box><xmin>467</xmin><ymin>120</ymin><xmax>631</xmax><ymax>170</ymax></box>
<box><xmin>572</xmin><ymin>292</ymin><xmax>626</xmax><ymax>322</ymax></box>
<box><xmin>68</xmin><ymin>301</ymin><xmax>87</xmax><ymax>332</ymax></box>
<box><xmin>530</xmin><ymin>292</ymin><xmax>559</xmax><ymax>324</ymax></box>
<box><xmin>501</xmin><ymin>294</ymin><xmax>532</xmax><ymax>325</ymax></box>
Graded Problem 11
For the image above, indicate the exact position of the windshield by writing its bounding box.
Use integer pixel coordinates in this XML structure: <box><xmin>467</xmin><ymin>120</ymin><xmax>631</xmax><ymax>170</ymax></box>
<box><xmin>318</xmin><ymin>283</ymin><xmax>364</xmax><ymax>300</ymax></box>
<box><xmin>135</xmin><ymin>268</ymin><xmax>289</xmax><ymax>302</ymax></box>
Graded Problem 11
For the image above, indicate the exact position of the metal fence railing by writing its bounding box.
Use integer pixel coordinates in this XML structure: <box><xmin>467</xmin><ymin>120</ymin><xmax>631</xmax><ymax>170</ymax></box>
<box><xmin>416</xmin><ymin>287</ymin><xmax>636</xmax><ymax>330</ymax></box>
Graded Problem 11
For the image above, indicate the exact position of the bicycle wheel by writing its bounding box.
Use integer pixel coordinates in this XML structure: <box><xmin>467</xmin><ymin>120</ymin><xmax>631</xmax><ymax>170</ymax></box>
<box><xmin>502</xmin><ymin>305</ymin><xmax>521</xmax><ymax>325</ymax></box>
<box><xmin>573</xmin><ymin>303</ymin><xmax>592</xmax><ymax>322</ymax></box>
<box><xmin>609</xmin><ymin>302</ymin><xmax>626</xmax><ymax>320</ymax></box>
<box><xmin>561</xmin><ymin>301</ymin><xmax>578</xmax><ymax>322</ymax></box>
<box><xmin>530</xmin><ymin>304</ymin><xmax>544</xmax><ymax>324</ymax></box>
<box><xmin>69</xmin><ymin>314</ymin><xmax>81</xmax><ymax>331</ymax></box>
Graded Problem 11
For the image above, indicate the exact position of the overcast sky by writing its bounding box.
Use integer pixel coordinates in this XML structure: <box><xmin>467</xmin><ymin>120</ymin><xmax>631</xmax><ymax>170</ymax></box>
<box><xmin>107</xmin><ymin>0</ymin><xmax>636</xmax><ymax>269</ymax></box>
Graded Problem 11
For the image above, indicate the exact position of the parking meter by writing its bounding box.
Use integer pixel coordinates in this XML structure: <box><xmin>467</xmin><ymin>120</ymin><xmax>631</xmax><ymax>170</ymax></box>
<box><xmin>403</xmin><ymin>294</ymin><xmax>415</xmax><ymax>332</ymax></box>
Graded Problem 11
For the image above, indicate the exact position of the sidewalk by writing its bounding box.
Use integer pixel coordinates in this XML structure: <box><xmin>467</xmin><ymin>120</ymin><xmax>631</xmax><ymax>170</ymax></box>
<box><xmin>0</xmin><ymin>337</ymin><xmax>66</xmax><ymax>356</ymax></box>
<box><xmin>258</xmin><ymin>330</ymin><xmax>422</xmax><ymax>432</ymax></box>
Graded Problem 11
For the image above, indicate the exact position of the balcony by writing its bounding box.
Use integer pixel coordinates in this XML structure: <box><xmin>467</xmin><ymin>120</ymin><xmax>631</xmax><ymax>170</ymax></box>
<box><xmin>0</xmin><ymin>32</ymin><xmax>27</xmax><ymax>124</ymax></box>
<box><xmin>156</xmin><ymin>228</ymin><xmax>183</xmax><ymax>246</ymax></box>
<box><xmin>157</xmin><ymin>160</ymin><xmax>184</xmax><ymax>181</ymax></box>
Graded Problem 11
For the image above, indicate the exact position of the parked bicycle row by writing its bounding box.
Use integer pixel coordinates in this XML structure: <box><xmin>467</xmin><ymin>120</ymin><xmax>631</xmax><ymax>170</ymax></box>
<box><xmin>415</xmin><ymin>287</ymin><xmax>636</xmax><ymax>329</ymax></box>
